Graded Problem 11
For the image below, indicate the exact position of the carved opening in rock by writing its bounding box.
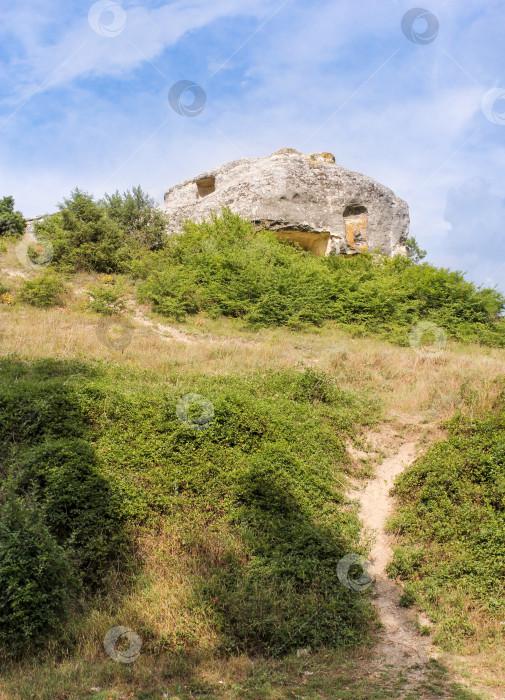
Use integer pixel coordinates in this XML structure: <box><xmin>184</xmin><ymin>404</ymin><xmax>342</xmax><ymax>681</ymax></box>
<box><xmin>196</xmin><ymin>176</ymin><xmax>216</xmax><ymax>198</ymax></box>
<box><xmin>343</xmin><ymin>204</ymin><xmax>368</xmax><ymax>252</ymax></box>
<box><xmin>275</xmin><ymin>230</ymin><xmax>330</xmax><ymax>256</ymax></box>
<box><xmin>343</xmin><ymin>204</ymin><xmax>367</xmax><ymax>218</ymax></box>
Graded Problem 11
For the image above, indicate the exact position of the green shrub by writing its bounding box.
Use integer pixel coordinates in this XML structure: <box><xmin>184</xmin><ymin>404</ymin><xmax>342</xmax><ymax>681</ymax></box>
<box><xmin>35</xmin><ymin>187</ymin><xmax>166</xmax><ymax>273</ymax></box>
<box><xmin>0</xmin><ymin>196</ymin><xmax>25</xmax><ymax>238</ymax></box>
<box><xmin>86</xmin><ymin>278</ymin><xmax>127</xmax><ymax>315</ymax></box>
<box><xmin>18</xmin><ymin>273</ymin><xmax>66</xmax><ymax>308</ymax></box>
<box><xmin>0</xmin><ymin>360</ymin><xmax>133</xmax><ymax>657</ymax></box>
<box><xmin>136</xmin><ymin>208</ymin><xmax>505</xmax><ymax>346</ymax></box>
<box><xmin>14</xmin><ymin>438</ymin><xmax>126</xmax><ymax>584</ymax></box>
<box><xmin>0</xmin><ymin>492</ymin><xmax>75</xmax><ymax>658</ymax></box>
<box><xmin>35</xmin><ymin>191</ymin><xmax>127</xmax><ymax>273</ymax></box>
<box><xmin>0</xmin><ymin>362</ymin><xmax>128</xmax><ymax>589</ymax></box>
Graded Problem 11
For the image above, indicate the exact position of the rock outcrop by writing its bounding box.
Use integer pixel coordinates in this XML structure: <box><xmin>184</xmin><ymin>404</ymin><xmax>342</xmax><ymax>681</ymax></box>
<box><xmin>159</xmin><ymin>148</ymin><xmax>409</xmax><ymax>257</ymax></box>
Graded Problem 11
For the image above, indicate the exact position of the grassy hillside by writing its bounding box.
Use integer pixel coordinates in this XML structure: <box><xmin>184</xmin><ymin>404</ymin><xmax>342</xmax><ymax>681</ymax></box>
<box><xmin>1</xmin><ymin>193</ymin><xmax>505</xmax><ymax>698</ymax></box>
<box><xmin>0</xmin><ymin>357</ymin><xmax>380</xmax><ymax>667</ymax></box>
<box><xmin>387</xmin><ymin>378</ymin><xmax>505</xmax><ymax>652</ymax></box>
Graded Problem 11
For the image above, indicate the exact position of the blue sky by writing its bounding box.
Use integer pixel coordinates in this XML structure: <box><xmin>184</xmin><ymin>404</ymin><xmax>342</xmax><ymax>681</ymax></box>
<box><xmin>1</xmin><ymin>0</ymin><xmax>504</xmax><ymax>290</ymax></box>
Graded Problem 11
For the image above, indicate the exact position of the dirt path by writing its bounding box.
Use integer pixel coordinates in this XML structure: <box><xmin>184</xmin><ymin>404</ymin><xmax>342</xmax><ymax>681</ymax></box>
<box><xmin>132</xmin><ymin>310</ymin><xmax>197</xmax><ymax>344</ymax></box>
<box><xmin>347</xmin><ymin>424</ymin><xmax>505</xmax><ymax>699</ymax></box>
<box><xmin>131</xmin><ymin>310</ymin><xmax>259</xmax><ymax>347</ymax></box>
<box><xmin>347</xmin><ymin>424</ymin><xmax>474</xmax><ymax>697</ymax></box>
<box><xmin>349</xmin><ymin>438</ymin><xmax>434</xmax><ymax>675</ymax></box>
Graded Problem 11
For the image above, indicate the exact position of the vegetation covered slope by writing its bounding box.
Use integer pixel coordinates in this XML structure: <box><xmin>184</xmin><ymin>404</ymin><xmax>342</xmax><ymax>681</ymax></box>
<box><xmin>0</xmin><ymin>359</ymin><xmax>379</xmax><ymax>660</ymax></box>
<box><xmin>387</xmin><ymin>379</ymin><xmax>505</xmax><ymax>651</ymax></box>
<box><xmin>134</xmin><ymin>209</ymin><xmax>504</xmax><ymax>345</ymax></box>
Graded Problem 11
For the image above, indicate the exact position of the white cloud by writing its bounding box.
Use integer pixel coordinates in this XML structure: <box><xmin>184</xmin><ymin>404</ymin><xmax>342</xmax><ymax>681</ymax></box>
<box><xmin>1</xmin><ymin>0</ymin><xmax>271</xmax><ymax>103</ymax></box>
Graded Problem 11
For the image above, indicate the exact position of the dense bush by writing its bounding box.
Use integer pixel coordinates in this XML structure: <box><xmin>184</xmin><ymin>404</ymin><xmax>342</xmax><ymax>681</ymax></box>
<box><xmin>0</xmin><ymin>360</ymin><xmax>128</xmax><ymax>656</ymax></box>
<box><xmin>387</xmin><ymin>380</ymin><xmax>505</xmax><ymax>647</ymax></box>
<box><xmin>88</xmin><ymin>365</ymin><xmax>379</xmax><ymax>655</ymax></box>
<box><xmin>0</xmin><ymin>492</ymin><xmax>75</xmax><ymax>657</ymax></box>
<box><xmin>0</xmin><ymin>196</ymin><xmax>25</xmax><ymax>237</ymax></box>
<box><xmin>35</xmin><ymin>187</ymin><xmax>167</xmax><ymax>273</ymax></box>
<box><xmin>136</xmin><ymin>208</ymin><xmax>505</xmax><ymax>346</ymax></box>
<box><xmin>0</xmin><ymin>357</ymin><xmax>379</xmax><ymax>658</ymax></box>
<box><xmin>18</xmin><ymin>273</ymin><xmax>66</xmax><ymax>308</ymax></box>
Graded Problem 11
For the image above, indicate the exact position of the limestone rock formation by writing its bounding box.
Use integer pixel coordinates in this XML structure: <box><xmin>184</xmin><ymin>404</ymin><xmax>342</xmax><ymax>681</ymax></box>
<box><xmin>159</xmin><ymin>148</ymin><xmax>409</xmax><ymax>256</ymax></box>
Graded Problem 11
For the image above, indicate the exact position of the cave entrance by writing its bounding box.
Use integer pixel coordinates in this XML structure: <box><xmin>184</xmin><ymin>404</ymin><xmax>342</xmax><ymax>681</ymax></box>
<box><xmin>196</xmin><ymin>176</ymin><xmax>216</xmax><ymax>197</ymax></box>
<box><xmin>343</xmin><ymin>204</ymin><xmax>368</xmax><ymax>252</ymax></box>
<box><xmin>275</xmin><ymin>230</ymin><xmax>330</xmax><ymax>256</ymax></box>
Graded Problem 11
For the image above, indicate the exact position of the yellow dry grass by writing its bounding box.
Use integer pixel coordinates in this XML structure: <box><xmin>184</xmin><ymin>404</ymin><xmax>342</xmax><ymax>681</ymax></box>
<box><xmin>1</xmin><ymin>303</ymin><xmax>503</xmax><ymax>426</ymax></box>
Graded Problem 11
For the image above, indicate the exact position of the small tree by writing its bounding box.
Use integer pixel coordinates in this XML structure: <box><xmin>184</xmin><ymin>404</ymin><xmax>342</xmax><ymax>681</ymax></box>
<box><xmin>102</xmin><ymin>185</ymin><xmax>167</xmax><ymax>251</ymax></box>
<box><xmin>36</xmin><ymin>189</ymin><xmax>128</xmax><ymax>273</ymax></box>
<box><xmin>0</xmin><ymin>196</ymin><xmax>25</xmax><ymax>237</ymax></box>
<box><xmin>405</xmin><ymin>236</ymin><xmax>427</xmax><ymax>264</ymax></box>
<box><xmin>36</xmin><ymin>187</ymin><xmax>166</xmax><ymax>273</ymax></box>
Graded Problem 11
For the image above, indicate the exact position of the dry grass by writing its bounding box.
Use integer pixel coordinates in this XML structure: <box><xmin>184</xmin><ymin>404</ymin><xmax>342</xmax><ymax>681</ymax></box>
<box><xmin>1</xmin><ymin>303</ymin><xmax>503</xmax><ymax>426</ymax></box>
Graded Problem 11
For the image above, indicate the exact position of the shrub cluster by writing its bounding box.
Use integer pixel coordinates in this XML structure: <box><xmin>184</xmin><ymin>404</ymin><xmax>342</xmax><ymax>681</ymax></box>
<box><xmin>35</xmin><ymin>187</ymin><xmax>167</xmax><ymax>273</ymax></box>
<box><xmin>0</xmin><ymin>360</ymin><xmax>128</xmax><ymax>657</ymax></box>
<box><xmin>0</xmin><ymin>196</ymin><xmax>25</xmax><ymax>237</ymax></box>
<box><xmin>136</xmin><ymin>208</ymin><xmax>505</xmax><ymax>346</ymax></box>
<box><xmin>86</xmin><ymin>276</ymin><xmax>127</xmax><ymax>315</ymax></box>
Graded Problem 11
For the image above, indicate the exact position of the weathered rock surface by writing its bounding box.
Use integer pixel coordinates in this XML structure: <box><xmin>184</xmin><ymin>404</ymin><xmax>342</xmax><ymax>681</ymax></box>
<box><xmin>159</xmin><ymin>148</ymin><xmax>409</xmax><ymax>257</ymax></box>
